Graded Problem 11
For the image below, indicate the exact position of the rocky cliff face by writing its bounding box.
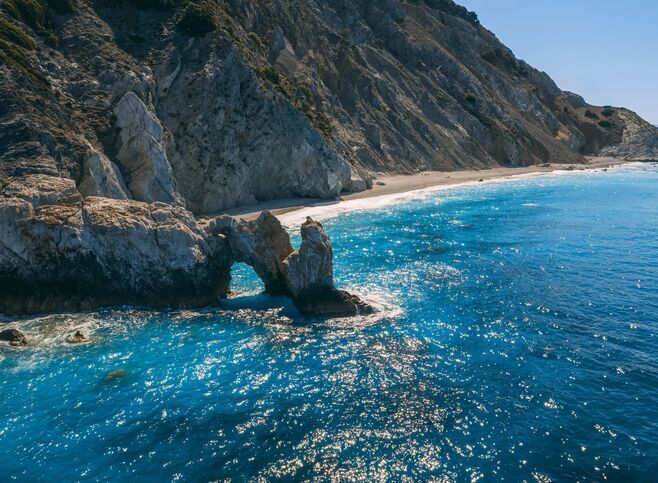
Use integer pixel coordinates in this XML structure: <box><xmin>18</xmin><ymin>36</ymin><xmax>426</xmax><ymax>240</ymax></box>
<box><xmin>1</xmin><ymin>0</ymin><xmax>657</xmax><ymax>315</ymax></box>
<box><xmin>1</xmin><ymin>0</ymin><xmax>657</xmax><ymax>217</ymax></box>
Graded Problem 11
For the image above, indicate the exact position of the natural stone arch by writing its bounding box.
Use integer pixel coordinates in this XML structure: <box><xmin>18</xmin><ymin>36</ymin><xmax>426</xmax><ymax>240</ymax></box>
<box><xmin>207</xmin><ymin>211</ymin><xmax>373</xmax><ymax>317</ymax></box>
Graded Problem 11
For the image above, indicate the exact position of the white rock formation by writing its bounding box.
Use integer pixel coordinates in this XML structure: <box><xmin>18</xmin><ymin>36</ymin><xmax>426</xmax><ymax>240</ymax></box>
<box><xmin>78</xmin><ymin>149</ymin><xmax>131</xmax><ymax>200</ymax></box>
<box><xmin>114</xmin><ymin>92</ymin><xmax>182</xmax><ymax>205</ymax></box>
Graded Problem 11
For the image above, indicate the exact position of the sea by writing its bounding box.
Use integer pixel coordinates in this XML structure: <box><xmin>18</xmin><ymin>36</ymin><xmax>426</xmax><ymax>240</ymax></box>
<box><xmin>1</xmin><ymin>164</ymin><xmax>657</xmax><ymax>481</ymax></box>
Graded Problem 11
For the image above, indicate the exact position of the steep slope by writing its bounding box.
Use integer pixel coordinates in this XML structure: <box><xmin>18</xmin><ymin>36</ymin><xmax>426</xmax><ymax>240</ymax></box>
<box><xmin>1</xmin><ymin>0</ymin><xmax>657</xmax><ymax>216</ymax></box>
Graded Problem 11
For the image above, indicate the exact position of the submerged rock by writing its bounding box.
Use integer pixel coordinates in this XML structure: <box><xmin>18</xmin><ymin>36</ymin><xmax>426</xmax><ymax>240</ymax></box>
<box><xmin>0</xmin><ymin>328</ymin><xmax>28</xmax><ymax>347</ymax></box>
<box><xmin>67</xmin><ymin>330</ymin><xmax>91</xmax><ymax>344</ymax></box>
<box><xmin>102</xmin><ymin>369</ymin><xmax>127</xmax><ymax>382</ymax></box>
<box><xmin>293</xmin><ymin>288</ymin><xmax>375</xmax><ymax>317</ymax></box>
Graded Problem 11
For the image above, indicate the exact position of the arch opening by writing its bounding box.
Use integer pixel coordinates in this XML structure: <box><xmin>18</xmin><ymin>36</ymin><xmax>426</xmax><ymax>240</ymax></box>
<box><xmin>229</xmin><ymin>262</ymin><xmax>264</xmax><ymax>297</ymax></box>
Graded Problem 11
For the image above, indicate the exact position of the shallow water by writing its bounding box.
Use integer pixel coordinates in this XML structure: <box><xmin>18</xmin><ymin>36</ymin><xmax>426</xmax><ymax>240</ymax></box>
<box><xmin>1</xmin><ymin>165</ymin><xmax>657</xmax><ymax>481</ymax></box>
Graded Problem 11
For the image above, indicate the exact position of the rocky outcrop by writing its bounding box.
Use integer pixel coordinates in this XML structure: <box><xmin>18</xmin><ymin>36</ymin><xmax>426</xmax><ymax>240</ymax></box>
<box><xmin>224</xmin><ymin>212</ymin><xmax>293</xmax><ymax>294</ymax></box>
<box><xmin>219</xmin><ymin>212</ymin><xmax>373</xmax><ymax>316</ymax></box>
<box><xmin>283</xmin><ymin>218</ymin><xmax>335</xmax><ymax>299</ymax></box>
<box><xmin>66</xmin><ymin>330</ymin><xmax>91</xmax><ymax>344</ymax></box>
<box><xmin>0</xmin><ymin>189</ymin><xmax>232</xmax><ymax>315</ymax></box>
<box><xmin>284</xmin><ymin>217</ymin><xmax>374</xmax><ymax>316</ymax></box>
<box><xmin>0</xmin><ymin>185</ymin><xmax>367</xmax><ymax>316</ymax></box>
<box><xmin>0</xmin><ymin>328</ymin><xmax>28</xmax><ymax>346</ymax></box>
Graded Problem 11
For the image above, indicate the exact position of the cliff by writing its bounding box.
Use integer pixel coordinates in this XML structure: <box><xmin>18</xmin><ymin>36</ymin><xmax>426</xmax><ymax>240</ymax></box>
<box><xmin>1</xmin><ymin>0</ymin><xmax>657</xmax><ymax>314</ymax></box>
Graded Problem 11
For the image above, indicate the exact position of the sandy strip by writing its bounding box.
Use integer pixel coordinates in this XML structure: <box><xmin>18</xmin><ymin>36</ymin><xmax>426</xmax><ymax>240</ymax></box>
<box><xmin>219</xmin><ymin>157</ymin><xmax>630</xmax><ymax>225</ymax></box>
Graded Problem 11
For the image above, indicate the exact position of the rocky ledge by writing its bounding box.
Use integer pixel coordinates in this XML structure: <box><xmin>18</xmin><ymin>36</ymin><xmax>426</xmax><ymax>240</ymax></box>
<box><xmin>0</xmin><ymin>182</ymin><xmax>370</xmax><ymax>317</ymax></box>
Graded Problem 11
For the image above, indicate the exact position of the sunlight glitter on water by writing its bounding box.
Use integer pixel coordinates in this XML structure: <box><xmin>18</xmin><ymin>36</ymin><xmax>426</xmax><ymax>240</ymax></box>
<box><xmin>1</xmin><ymin>165</ymin><xmax>657</xmax><ymax>480</ymax></box>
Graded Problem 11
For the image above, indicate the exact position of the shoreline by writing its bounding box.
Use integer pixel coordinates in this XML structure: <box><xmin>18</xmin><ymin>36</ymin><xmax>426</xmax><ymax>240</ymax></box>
<box><xmin>222</xmin><ymin>157</ymin><xmax>631</xmax><ymax>225</ymax></box>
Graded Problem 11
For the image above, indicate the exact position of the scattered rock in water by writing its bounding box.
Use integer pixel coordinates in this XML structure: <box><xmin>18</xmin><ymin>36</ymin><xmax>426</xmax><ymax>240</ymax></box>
<box><xmin>66</xmin><ymin>330</ymin><xmax>91</xmax><ymax>344</ymax></box>
<box><xmin>603</xmin><ymin>168</ymin><xmax>608</xmax><ymax>171</ymax></box>
<box><xmin>0</xmin><ymin>328</ymin><xmax>28</xmax><ymax>347</ymax></box>
<box><xmin>478</xmin><ymin>178</ymin><xmax>484</xmax><ymax>182</ymax></box>
<box><xmin>102</xmin><ymin>370</ymin><xmax>127</xmax><ymax>382</ymax></box>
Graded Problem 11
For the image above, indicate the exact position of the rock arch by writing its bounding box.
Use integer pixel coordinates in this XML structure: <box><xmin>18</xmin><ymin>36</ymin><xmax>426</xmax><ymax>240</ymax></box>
<box><xmin>207</xmin><ymin>211</ymin><xmax>372</xmax><ymax>317</ymax></box>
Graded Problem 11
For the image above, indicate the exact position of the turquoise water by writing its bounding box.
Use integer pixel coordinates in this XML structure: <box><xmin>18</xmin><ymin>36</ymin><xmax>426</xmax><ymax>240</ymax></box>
<box><xmin>1</xmin><ymin>165</ymin><xmax>657</xmax><ymax>481</ymax></box>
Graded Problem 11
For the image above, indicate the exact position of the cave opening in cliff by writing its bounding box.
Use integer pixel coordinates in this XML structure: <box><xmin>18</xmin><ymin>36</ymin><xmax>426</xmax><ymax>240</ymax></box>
<box><xmin>229</xmin><ymin>262</ymin><xmax>264</xmax><ymax>296</ymax></box>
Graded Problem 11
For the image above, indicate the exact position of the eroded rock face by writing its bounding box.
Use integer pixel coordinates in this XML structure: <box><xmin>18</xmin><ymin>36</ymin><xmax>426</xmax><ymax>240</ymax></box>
<box><xmin>0</xmin><ymin>192</ymin><xmax>232</xmax><ymax>315</ymax></box>
<box><xmin>78</xmin><ymin>149</ymin><xmax>130</xmax><ymax>200</ymax></box>
<box><xmin>155</xmin><ymin>46</ymin><xmax>355</xmax><ymax>213</ymax></box>
<box><xmin>221</xmin><ymin>211</ymin><xmax>372</xmax><ymax>316</ymax></box>
<box><xmin>114</xmin><ymin>92</ymin><xmax>181</xmax><ymax>205</ymax></box>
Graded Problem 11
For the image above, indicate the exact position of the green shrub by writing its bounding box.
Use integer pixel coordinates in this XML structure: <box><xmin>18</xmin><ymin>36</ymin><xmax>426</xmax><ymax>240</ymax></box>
<box><xmin>0</xmin><ymin>18</ymin><xmax>36</xmax><ymax>49</ymax></box>
<box><xmin>584</xmin><ymin>109</ymin><xmax>598</xmax><ymax>120</ymax></box>
<box><xmin>2</xmin><ymin>0</ymin><xmax>60</xmax><ymax>46</ymax></box>
<box><xmin>598</xmin><ymin>120</ymin><xmax>613</xmax><ymax>129</ymax></box>
<box><xmin>601</xmin><ymin>108</ymin><xmax>615</xmax><ymax>117</ymax></box>
<box><xmin>256</xmin><ymin>65</ymin><xmax>282</xmax><ymax>86</ymax></box>
<box><xmin>300</xmin><ymin>103</ymin><xmax>333</xmax><ymax>136</ymax></box>
<box><xmin>2</xmin><ymin>0</ymin><xmax>46</xmax><ymax>31</ymax></box>
<box><xmin>46</xmin><ymin>0</ymin><xmax>76</xmax><ymax>14</ymax></box>
<box><xmin>247</xmin><ymin>31</ymin><xmax>263</xmax><ymax>48</ymax></box>
<box><xmin>177</xmin><ymin>0</ymin><xmax>216</xmax><ymax>36</ymax></box>
<box><xmin>0</xmin><ymin>38</ymin><xmax>47</xmax><ymax>85</ymax></box>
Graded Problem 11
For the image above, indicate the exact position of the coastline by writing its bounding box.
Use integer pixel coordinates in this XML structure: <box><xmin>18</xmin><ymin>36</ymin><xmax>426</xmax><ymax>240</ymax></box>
<box><xmin>222</xmin><ymin>157</ymin><xmax>630</xmax><ymax>225</ymax></box>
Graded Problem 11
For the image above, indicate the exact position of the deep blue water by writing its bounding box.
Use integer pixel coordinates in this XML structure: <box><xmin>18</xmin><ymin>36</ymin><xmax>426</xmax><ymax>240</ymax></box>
<box><xmin>1</xmin><ymin>165</ymin><xmax>657</xmax><ymax>481</ymax></box>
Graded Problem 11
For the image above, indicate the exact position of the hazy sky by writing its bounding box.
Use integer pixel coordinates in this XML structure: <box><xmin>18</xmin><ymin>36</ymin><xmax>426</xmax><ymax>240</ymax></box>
<box><xmin>457</xmin><ymin>0</ymin><xmax>658</xmax><ymax>124</ymax></box>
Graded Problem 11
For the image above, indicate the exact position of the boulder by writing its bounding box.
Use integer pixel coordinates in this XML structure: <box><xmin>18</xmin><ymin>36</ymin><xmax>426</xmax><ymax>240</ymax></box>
<box><xmin>78</xmin><ymin>149</ymin><xmax>131</xmax><ymax>200</ymax></box>
<box><xmin>0</xmin><ymin>328</ymin><xmax>28</xmax><ymax>346</ymax></box>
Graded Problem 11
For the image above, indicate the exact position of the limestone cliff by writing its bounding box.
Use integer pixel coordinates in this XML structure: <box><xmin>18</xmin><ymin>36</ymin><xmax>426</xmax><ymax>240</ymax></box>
<box><xmin>1</xmin><ymin>0</ymin><xmax>657</xmax><ymax>217</ymax></box>
<box><xmin>1</xmin><ymin>0</ymin><xmax>657</xmax><ymax>315</ymax></box>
